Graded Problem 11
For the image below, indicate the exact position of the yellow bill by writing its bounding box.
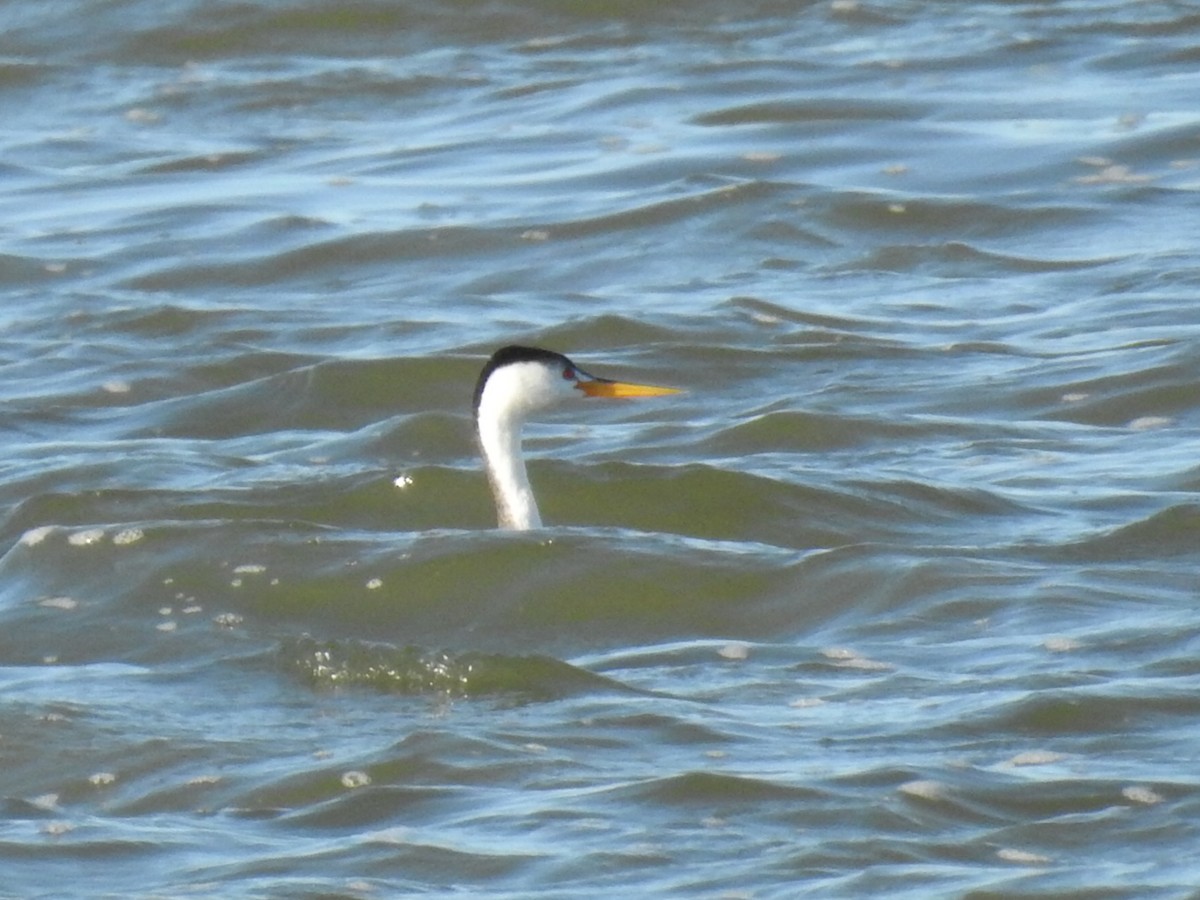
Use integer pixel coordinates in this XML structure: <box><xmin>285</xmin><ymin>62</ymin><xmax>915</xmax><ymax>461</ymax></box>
<box><xmin>576</xmin><ymin>379</ymin><xmax>682</xmax><ymax>399</ymax></box>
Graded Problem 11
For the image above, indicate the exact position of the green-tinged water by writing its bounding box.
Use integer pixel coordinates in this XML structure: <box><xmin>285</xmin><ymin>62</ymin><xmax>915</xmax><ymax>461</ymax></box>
<box><xmin>1</xmin><ymin>2</ymin><xmax>1199</xmax><ymax>897</ymax></box>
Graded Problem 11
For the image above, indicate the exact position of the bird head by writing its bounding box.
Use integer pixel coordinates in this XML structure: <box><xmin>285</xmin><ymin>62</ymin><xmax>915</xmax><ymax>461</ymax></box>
<box><xmin>473</xmin><ymin>345</ymin><xmax>679</xmax><ymax>425</ymax></box>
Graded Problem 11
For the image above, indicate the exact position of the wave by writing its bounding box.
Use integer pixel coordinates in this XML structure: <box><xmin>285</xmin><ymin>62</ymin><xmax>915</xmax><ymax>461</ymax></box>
<box><xmin>1055</xmin><ymin>503</ymin><xmax>1200</xmax><ymax>562</ymax></box>
<box><xmin>837</xmin><ymin>241</ymin><xmax>1124</xmax><ymax>276</ymax></box>
<box><xmin>692</xmin><ymin>98</ymin><xmax>932</xmax><ymax>127</ymax></box>
<box><xmin>280</xmin><ymin>635</ymin><xmax>648</xmax><ymax>699</ymax></box>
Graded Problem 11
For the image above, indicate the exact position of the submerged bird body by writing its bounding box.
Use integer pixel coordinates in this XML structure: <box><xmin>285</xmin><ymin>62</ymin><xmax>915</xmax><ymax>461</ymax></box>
<box><xmin>472</xmin><ymin>345</ymin><xmax>678</xmax><ymax>530</ymax></box>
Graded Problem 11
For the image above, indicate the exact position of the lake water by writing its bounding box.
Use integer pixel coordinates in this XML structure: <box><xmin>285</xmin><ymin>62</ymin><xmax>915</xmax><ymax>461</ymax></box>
<box><xmin>1</xmin><ymin>1</ymin><xmax>1199</xmax><ymax>897</ymax></box>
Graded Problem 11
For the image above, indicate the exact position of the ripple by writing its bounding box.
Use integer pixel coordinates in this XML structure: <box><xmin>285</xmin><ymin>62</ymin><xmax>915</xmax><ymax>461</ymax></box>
<box><xmin>840</xmin><ymin>241</ymin><xmax>1125</xmax><ymax>276</ymax></box>
<box><xmin>612</xmin><ymin>770</ymin><xmax>825</xmax><ymax>806</ymax></box>
<box><xmin>692</xmin><ymin>98</ymin><xmax>931</xmax><ymax>127</ymax></box>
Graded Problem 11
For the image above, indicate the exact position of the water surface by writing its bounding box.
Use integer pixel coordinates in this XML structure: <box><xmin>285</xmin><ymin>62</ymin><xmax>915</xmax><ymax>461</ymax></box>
<box><xmin>1</xmin><ymin>1</ymin><xmax>1199</xmax><ymax>897</ymax></box>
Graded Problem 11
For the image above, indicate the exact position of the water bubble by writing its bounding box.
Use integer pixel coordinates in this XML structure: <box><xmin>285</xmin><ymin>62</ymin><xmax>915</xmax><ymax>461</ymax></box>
<box><xmin>341</xmin><ymin>770</ymin><xmax>371</xmax><ymax>788</ymax></box>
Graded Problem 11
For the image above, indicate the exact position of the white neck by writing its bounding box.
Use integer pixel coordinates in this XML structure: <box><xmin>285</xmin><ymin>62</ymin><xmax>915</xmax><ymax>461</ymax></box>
<box><xmin>477</xmin><ymin>400</ymin><xmax>542</xmax><ymax>530</ymax></box>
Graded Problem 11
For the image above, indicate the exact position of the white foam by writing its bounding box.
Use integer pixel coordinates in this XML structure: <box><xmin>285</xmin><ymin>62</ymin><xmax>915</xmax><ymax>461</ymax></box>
<box><xmin>1005</xmin><ymin>750</ymin><xmax>1066</xmax><ymax>767</ymax></box>
<box><xmin>898</xmin><ymin>780</ymin><xmax>945</xmax><ymax>800</ymax></box>
<box><xmin>1128</xmin><ymin>416</ymin><xmax>1172</xmax><ymax>431</ymax></box>
<box><xmin>997</xmin><ymin>847</ymin><xmax>1051</xmax><ymax>865</ymax></box>
<box><xmin>788</xmin><ymin>697</ymin><xmax>826</xmax><ymax>709</ymax></box>
<box><xmin>822</xmin><ymin>647</ymin><xmax>891</xmax><ymax>670</ymax></box>
<box><xmin>1043</xmin><ymin>637</ymin><xmax>1081</xmax><ymax>652</ymax></box>
<box><xmin>20</xmin><ymin>526</ymin><xmax>56</xmax><ymax>547</ymax></box>
<box><xmin>67</xmin><ymin>528</ymin><xmax>105</xmax><ymax>547</ymax></box>
<box><xmin>30</xmin><ymin>793</ymin><xmax>60</xmax><ymax>811</ymax></box>
<box><xmin>718</xmin><ymin>642</ymin><xmax>750</xmax><ymax>660</ymax></box>
<box><xmin>1122</xmin><ymin>785</ymin><xmax>1163</xmax><ymax>805</ymax></box>
<box><xmin>39</xmin><ymin>596</ymin><xmax>78</xmax><ymax>611</ymax></box>
<box><xmin>112</xmin><ymin>528</ymin><xmax>144</xmax><ymax>546</ymax></box>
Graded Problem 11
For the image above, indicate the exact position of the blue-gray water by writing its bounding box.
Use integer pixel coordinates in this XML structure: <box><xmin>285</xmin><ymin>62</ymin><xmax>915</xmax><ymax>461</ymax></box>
<box><xmin>2</xmin><ymin>2</ymin><xmax>1199</xmax><ymax>897</ymax></box>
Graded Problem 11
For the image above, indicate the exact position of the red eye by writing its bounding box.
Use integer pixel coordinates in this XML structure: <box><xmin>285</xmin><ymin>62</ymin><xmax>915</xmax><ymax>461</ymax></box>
<box><xmin>562</xmin><ymin>367</ymin><xmax>575</xmax><ymax>380</ymax></box>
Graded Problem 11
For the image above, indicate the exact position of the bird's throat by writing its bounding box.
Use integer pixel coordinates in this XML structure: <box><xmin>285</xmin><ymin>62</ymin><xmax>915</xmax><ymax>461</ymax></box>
<box><xmin>477</xmin><ymin>414</ymin><xmax>542</xmax><ymax>530</ymax></box>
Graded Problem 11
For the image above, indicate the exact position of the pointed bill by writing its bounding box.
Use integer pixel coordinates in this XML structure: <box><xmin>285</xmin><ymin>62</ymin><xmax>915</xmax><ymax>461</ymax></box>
<box><xmin>576</xmin><ymin>379</ymin><xmax>681</xmax><ymax>399</ymax></box>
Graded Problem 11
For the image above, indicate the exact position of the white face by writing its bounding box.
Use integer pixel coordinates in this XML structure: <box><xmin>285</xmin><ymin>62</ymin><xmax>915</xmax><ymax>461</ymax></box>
<box><xmin>479</xmin><ymin>359</ymin><xmax>585</xmax><ymax>422</ymax></box>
